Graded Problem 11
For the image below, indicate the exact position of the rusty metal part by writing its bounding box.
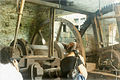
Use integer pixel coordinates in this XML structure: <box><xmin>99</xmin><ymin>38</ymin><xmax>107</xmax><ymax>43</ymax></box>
<box><xmin>51</xmin><ymin>58</ymin><xmax>61</xmax><ymax>68</ymax></box>
<box><xmin>54</xmin><ymin>42</ymin><xmax>65</xmax><ymax>59</ymax></box>
<box><xmin>43</xmin><ymin>68</ymin><xmax>61</xmax><ymax>78</ymax></box>
<box><xmin>31</xmin><ymin>62</ymin><xmax>43</xmax><ymax>80</ymax></box>
<box><xmin>41</xmin><ymin>58</ymin><xmax>61</xmax><ymax>69</ymax></box>
<box><xmin>10</xmin><ymin>39</ymin><xmax>33</xmax><ymax>58</ymax></box>
<box><xmin>30</xmin><ymin>42</ymin><xmax>64</xmax><ymax>59</ymax></box>
<box><xmin>11</xmin><ymin>39</ymin><xmax>27</xmax><ymax>57</ymax></box>
<box><xmin>55</xmin><ymin>18</ymin><xmax>86</xmax><ymax>62</ymax></box>
<box><xmin>98</xmin><ymin>49</ymin><xmax>120</xmax><ymax>70</ymax></box>
<box><xmin>20</xmin><ymin>59</ymin><xmax>43</xmax><ymax>80</ymax></box>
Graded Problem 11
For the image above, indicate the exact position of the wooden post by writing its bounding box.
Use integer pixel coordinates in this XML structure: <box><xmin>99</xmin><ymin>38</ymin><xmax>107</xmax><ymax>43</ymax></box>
<box><xmin>13</xmin><ymin>0</ymin><xmax>25</xmax><ymax>48</ymax></box>
<box><xmin>97</xmin><ymin>16</ymin><xmax>104</xmax><ymax>47</ymax></box>
<box><xmin>48</xmin><ymin>8</ymin><xmax>55</xmax><ymax>57</ymax></box>
<box><xmin>92</xmin><ymin>17</ymin><xmax>100</xmax><ymax>48</ymax></box>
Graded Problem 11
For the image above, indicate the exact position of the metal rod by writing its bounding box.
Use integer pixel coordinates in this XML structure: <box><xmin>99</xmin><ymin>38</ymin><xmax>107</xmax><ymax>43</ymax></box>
<box><xmin>56</xmin><ymin>22</ymin><xmax>63</xmax><ymax>42</ymax></box>
<box><xmin>13</xmin><ymin>0</ymin><xmax>25</xmax><ymax>48</ymax></box>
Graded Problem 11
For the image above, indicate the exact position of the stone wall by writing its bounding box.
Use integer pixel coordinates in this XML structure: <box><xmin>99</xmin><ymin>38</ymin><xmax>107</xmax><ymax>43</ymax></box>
<box><xmin>0</xmin><ymin>0</ymin><xmax>49</xmax><ymax>46</ymax></box>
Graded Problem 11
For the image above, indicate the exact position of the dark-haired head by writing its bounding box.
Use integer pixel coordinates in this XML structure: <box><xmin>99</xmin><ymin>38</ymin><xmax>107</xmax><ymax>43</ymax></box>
<box><xmin>62</xmin><ymin>42</ymin><xmax>79</xmax><ymax>53</ymax></box>
<box><xmin>0</xmin><ymin>47</ymin><xmax>13</xmax><ymax>64</ymax></box>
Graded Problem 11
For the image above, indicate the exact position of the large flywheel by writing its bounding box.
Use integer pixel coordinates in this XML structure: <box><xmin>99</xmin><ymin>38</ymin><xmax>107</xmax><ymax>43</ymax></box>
<box><xmin>31</xmin><ymin>17</ymin><xmax>86</xmax><ymax>61</ymax></box>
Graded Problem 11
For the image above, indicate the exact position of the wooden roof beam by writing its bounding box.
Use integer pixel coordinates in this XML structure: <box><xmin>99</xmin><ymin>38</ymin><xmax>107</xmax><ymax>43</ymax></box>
<box><xmin>25</xmin><ymin>0</ymin><xmax>93</xmax><ymax>15</ymax></box>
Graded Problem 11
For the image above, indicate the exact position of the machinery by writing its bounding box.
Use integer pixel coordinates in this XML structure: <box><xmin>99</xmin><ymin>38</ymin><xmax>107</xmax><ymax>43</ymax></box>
<box><xmin>8</xmin><ymin>0</ymin><xmax>120</xmax><ymax>80</ymax></box>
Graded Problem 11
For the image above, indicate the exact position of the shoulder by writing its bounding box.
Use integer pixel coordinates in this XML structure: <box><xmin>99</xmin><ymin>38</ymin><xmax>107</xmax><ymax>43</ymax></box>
<box><xmin>62</xmin><ymin>56</ymin><xmax>76</xmax><ymax>61</ymax></box>
<box><xmin>0</xmin><ymin>63</ymin><xmax>23</xmax><ymax>80</ymax></box>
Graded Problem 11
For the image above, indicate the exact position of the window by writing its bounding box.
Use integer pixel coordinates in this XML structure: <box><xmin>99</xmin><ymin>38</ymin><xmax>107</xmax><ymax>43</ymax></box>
<box><xmin>63</xmin><ymin>24</ymin><xmax>66</xmax><ymax>32</ymax></box>
<box><xmin>74</xmin><ymin>18</ymin><xmax>79</xmax><ymax>24</ymax></box>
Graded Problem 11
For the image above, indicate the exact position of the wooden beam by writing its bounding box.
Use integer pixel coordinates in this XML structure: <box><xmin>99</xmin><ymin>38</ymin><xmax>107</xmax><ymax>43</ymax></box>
<box><xmin>25</xmin><ymin>0</ymin><xmax>92</xmax><ymax>15</ymax></box>
<box><xmin>96</xmin><ymin>17</ymin><xmax>104</xmax><ymax>47</ymax></box>
<box><xmin>92</xmin><ymin>17</ymin><xmax>100</xmax><ymax>48</ymax></box>
<box><xmin>26</xmin><ymin>0</ymin><xmax>59</xmax><ymax>8</ymax></box>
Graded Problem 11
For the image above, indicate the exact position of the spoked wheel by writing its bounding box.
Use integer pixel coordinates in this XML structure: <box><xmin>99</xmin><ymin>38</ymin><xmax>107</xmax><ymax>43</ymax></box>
<box><xmin>10</xmin><ymin>39</ymin><xmax>30</xmax><ymax>58</ymax></box>
<box><xmin>31</xmin><ymin>18</ymin><xmax>86</xmax><ymax>61</ymax></box>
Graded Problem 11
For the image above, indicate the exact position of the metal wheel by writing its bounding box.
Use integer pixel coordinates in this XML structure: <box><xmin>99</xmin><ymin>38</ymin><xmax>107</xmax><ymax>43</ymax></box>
<box><xmin>31</xmin><ymin>18</ymin><xmax>86</xmax><ymax>61</ymax></box>
<box><xmin>10</xmin><ymin>39</ymin><xmax>33</xmax><ymax>58</ymax></box>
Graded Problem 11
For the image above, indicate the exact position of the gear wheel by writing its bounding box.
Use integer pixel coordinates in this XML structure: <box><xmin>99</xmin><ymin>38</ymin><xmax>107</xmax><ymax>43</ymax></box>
<box><xmin>80</xmin><ymin>2</ymin><xmax>120</xmax><ymax>37</ymax></box>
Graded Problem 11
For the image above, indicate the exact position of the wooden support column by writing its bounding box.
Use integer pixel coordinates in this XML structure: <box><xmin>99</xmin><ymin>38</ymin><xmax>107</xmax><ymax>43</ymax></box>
<box><xmin>115</xmin><ymin>5</ymin><xmax>120</xmax><ymax>39</ymax></box>
<box><xmin>92</xmin><ymin>16</ymin><xmax>104</xmax><ymax>48</ymax></box>
<box><xmin>92</xmin><ymin>17</ymin><xmax>100</xmax><ymax>48</ymax></box>
<box><xmin>96</xmin><ymin>17</ymin><xmax>104</xmax><ymax>47</ymax></box>
<box><xmin>48</xmin><ymin>8</ymin><xmax>55</xmax><ymax>57</ymax></box>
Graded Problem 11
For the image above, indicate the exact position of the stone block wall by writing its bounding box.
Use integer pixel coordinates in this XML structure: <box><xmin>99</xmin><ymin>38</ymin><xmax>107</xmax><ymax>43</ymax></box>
<box><xmin>0</xmin><ymin>0</ymin><xmax>49</xmax><ymax>46</ymax></box>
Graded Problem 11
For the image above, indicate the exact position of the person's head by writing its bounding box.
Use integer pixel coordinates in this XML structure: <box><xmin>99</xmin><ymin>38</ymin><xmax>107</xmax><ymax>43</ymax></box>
<box><xmin>62</xmin><ymin>42</ymin><xmax>79</xmax><ymax>53</ymax></box>
<box><xmin>0</xmin><ymin>47</ymin><xmax>13</xmax><ymax>64</ymax></box>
